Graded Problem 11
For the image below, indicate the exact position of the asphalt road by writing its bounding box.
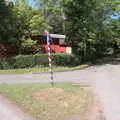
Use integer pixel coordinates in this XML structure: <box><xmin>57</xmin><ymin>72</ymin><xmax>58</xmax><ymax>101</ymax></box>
<box><xmin>0</xmin><ymin>61</ymin><xmax>120</xmax><ymax>120</ymax></box>
<box><xmin>0</xmin><ymin>67</ymin><xmax>96</xmax><ymax>84</ymax></box>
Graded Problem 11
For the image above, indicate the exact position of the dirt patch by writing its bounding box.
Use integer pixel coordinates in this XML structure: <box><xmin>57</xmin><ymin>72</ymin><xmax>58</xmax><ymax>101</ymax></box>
<box><xmin>31</xmin><ymin>87</ymin><xmax>91</xmax><ymax>120</ymax></box>
<box><xmin>33</xmin><ymin>88</ymin><xmax>88</xmax><ymax>110</ymax></box>
<box><xmin>33</xmin><ymin>88</ymin><xmax>64</xmax><ymax>101</ymax></box>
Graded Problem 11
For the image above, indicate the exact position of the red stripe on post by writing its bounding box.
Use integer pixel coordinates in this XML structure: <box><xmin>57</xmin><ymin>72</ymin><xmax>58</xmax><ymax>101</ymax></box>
<box><xmin>44</xmin><ymin>30</ymin><xmax>54</xmax><ymax>87</ymax></box>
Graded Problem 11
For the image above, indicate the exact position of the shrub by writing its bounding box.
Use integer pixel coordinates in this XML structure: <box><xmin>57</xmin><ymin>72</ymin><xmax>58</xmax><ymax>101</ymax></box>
<box><xmin>14</xmin><ymin>53</ymin><xmax>78</xmax><ymax>68</ymax></box>
<box><xmin>14</xmin><ymin>55</ymin><xmax>35</xmax><ymax>68</ymax></box>
<box><xmin>53</xmin><ymin>53</ymin><xmax>78</xmax><ymax>66</ymax></box>
<box><xmin>0</xmin><ymin>58</ymin><xmax>15</xmax><ymax>69</ymax></box>
<box><xmin>20</xmin><ymin>38</ymin><xmax>41</xmax><ymax>55</ymax></box>
<box><xmin>0</xmin><ymin>53</ymin><xmax>78</xmax><ymax>69</ymax></box>
<box><xmin>34</xmin><ymin>54</ymin><xmax>48</xmax><ymax>67</ymax></box>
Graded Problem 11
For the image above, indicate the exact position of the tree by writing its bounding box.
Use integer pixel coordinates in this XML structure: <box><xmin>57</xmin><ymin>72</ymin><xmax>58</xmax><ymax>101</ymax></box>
<box><xmin>0</xmin><ymin>0</ymin><xmax>19</xmax><ymax>45</ymax></box>
<box><xmin>39</xmin><ymin>0</ymin><xmax>65</xmax><ymax>34</ymax></box>
<box><xmin>63</xmin><ymin>0</ymin><xmax>119</xmax><ymax>61</ymax></box>
<box><xmin>12</xmin><ymin>1</ymin><xmax>51</xmax><ymax>54</ymax></box>
<box><xmin>29</xmin><ymin>8</ymin><xmax>52</xmax><ymax>35</ymax></box>
<box><xmin>20</xmin><ymin>38</ymin><xmax>40</xmax><ymax>54</ymax></box>
<box><xmin>106</xmin><ymin>18</ymin><xmax>120</xmax><ymax>55</ymax></box>
<box><xmin>13</xmin><ymin>1</ymin><xmax>51</xmax><ymax>36</ymax></box>
<box><xmin>64</xmin><ymin>0</ymin><xmax>104</xmax><ymax>60</ymax></box>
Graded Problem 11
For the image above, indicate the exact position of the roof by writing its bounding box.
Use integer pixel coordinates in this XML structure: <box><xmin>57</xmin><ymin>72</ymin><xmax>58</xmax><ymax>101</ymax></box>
<box><xmin>50</xmin><ymin>34</ymin><xmax>66</xmax><ymax>39</ymax></box>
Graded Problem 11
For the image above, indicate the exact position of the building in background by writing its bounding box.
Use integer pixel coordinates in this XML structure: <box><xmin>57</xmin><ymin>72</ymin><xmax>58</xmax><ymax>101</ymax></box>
<box><xmin>0</xmin><ymin>34</ymin><xmax>72</xmax><ymax>57</ymax></box>
<box><xmin>31</xmin><ymin>34</ymin><xmax>72</xmax><ymax>54</ymax></box>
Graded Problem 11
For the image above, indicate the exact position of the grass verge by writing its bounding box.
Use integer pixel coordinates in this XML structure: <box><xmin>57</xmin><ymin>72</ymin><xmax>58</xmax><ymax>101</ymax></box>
<box><xmin>0</xmin><ymin>83</ymin><xmax>92</xmax><ymax>120</ymax></box>
<box><xmin>0</xmin><ymin>64</ymin><xmax>89</xmax><ymax>74</ymax></box>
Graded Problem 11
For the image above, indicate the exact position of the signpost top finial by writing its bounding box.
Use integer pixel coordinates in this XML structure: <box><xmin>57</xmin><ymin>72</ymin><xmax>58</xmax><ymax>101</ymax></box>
<box><xmin>43</xmin><ymin>30</ymin><xmax>49</xmax><ymax>36</ymax></box>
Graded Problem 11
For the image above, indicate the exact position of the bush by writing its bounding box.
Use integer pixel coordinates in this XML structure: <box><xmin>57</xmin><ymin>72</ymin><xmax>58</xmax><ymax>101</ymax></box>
<box><xmin>53</xmin><ymin>53</ymin><xmax>78</xmax><ymax>66</ymax></box>
<box><xmin>14</xmin><ymin>54</ymin><xmax>49</xmax><ymax>68</ymax></box>
<box><xmin>20</xmin><ymin>38</ymin><xmax>41</xmax><ymax>55</ymax></box>
<box><xmin>0</xmin><ymin>58</ymin><xmax>15</xmax><ymax>69</ymax></box>
<box><xmin>0</xmin><ymin>53</ymin><xmax>78</xmax><ymax>69</ymax></box>
<box><xmin>34</xmin><ymin>54</ymin><xmax>48</xmax><ymax>67</ymax></box>
<box><xmin>14</xmin><ymin>55</ymin><xmax>35</xmax><ymax>68</ymax></box>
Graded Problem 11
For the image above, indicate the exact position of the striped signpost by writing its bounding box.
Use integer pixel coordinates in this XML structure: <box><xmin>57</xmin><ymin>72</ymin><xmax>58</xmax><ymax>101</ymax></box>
<box><xmin>44</xmin><ymin>30</ymin><xmax>54</xmax><ymax>87</ymax></box>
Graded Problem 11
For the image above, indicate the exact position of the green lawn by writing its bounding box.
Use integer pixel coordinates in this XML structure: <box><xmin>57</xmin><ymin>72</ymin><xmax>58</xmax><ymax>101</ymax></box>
<box><xmin>0</xmin><ymin>64</ymin><xmax>89</xmax><ymax>74</ymax></box>
<box><xmin>0</xmin><ymin>83</ymin><xmax>92</xmax><ymax>120</ymax></box>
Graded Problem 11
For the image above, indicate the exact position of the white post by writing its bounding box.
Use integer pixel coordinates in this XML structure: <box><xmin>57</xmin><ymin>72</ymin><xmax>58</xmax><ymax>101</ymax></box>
<box><xmin>44</xmin><ymin>30</ymin><xmax>54</xmax><ymax>87</ymax></box>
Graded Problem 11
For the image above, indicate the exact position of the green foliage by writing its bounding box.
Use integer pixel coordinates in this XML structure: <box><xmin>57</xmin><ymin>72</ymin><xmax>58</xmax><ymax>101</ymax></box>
<box><xmin>13</xmin><ymin>1</ymin><xmax>51</xmax><ymax>36</ymax></box>
<box><xmin>14</xmin><ymin>55</ymin><xmax>35</xmax><ymax>68</ymax></box>
<box><xmin>64</xmin><ymin>0</ymin><xmax>120</xmax><ymax>60</ymax></box>
<box><xmin>29</xmin><ymin>9</ymin><xmax>52</xmax><ymax>35</ymax></box>
<box><xmin>20</xmin><ymin>38</ymin><xmax>41</xmax><ymax>54</ymax></box>
<box><xmin>53</xmin><ymin>53</ymin><xmax>79</xmax><ymax>66</ymax></box>
<box><xmin>0</xmin><ymin>57</ymin><xmax>15</xmax><ymax>69</ymax></box>
<box><xmin>106</xmin><ymin>19</ymin><xmax>120</xmax><ymax>55</ymax></box>
<box><xmin>14</xmin><ymin>53</ymin><xmax>77</xmax><ymax>68</ymax></box>
<box><xmin>0</xmin><ymin>0</ymin><xmax>120</xmax><ymax>62</ymax></box>
<box><xmin>0</xmin><ymin>0</ymin><xmax>19</xmax><ymax>45</ymax></box>
<box><xmin>0</xmin><ymin>54</ymin><xmax>77</xmax><ymax>69</ymax></box>
<box><xmin>11</xmin><ymin>1</ymin><xmax>52</xmax><ymax>53</ymax></box>
<box><xmin>14</xmin><ymin>54</ymin><xmax>48</xmax><ymax>68</ymax></box>
<box><xmin>39</xmin><ymin>0</ymin><xmax>65</xmax><ymax>34</ymax></box>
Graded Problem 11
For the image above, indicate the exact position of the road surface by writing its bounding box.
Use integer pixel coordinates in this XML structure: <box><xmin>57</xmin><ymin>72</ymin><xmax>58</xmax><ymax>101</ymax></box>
<box><xmin>0</xmin><ymin>61</ymin><xmax>120</xmax><ymax>120</ymax></box>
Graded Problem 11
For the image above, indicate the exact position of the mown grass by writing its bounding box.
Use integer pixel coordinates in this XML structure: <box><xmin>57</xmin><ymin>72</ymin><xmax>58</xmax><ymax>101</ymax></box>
<box><xmin>0</xmin><ymin>83</ymin><xmax>92</xmax><ymax>120</ymax></box>
<box><xmin>0</xmin><ymin>64</ymin><xmax>89</xmax><ymax>74</ymax></box>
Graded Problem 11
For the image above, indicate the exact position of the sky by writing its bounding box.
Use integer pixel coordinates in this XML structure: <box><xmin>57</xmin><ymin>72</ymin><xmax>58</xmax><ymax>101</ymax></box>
<box><xmin>29</xmin><ymin>0</ymin><xmax>40</xmax><ymax>7</ymax></box>
<box><xmin>9</xmin><ymin>0</ymin><xmax>39</xmax><ymax>7</ymax></box>
<box><xmin>29</xmin><ymin>0</ymin><xmax>35</xmax><ymax>7</ymax></box>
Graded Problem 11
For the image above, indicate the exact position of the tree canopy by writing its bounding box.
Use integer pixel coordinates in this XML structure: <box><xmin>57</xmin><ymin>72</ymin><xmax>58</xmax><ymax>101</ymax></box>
<box><xmin>0</xmin><ymin>0</ymin><xmax>19</xmax><ymax>44</ymax></box>
<box><xmin>64</xmin><ymin>0</ymin><xmax>120</xmax><ymax>61</ymax></box>
<box><xmin>0</xmin><ymin>0</ymin><xmax>120</xmax><ymax>59</ymax></box>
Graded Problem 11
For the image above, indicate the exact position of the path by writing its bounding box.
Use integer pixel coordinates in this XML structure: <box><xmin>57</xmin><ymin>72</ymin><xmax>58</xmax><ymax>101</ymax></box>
<box><xmin>0</xmin><ymin>60</ymin><xmax>120</xmax><ymax>120</ymax></box>
<box><xmin>0</xmin><ymin>96</ymin><xmax>35</xmax><ymax>120</ymax></box>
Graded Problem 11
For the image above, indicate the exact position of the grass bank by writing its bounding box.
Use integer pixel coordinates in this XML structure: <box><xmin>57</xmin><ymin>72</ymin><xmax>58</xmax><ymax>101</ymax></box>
<box><xmin>0</xmin><ymin>64</ymin><xmax>89</xmax><ymax>74</ymax></box>
<box><xmin>0</xmin><ymin>83</ymin><xmax>92</xmax><ymax>120</ymax></box>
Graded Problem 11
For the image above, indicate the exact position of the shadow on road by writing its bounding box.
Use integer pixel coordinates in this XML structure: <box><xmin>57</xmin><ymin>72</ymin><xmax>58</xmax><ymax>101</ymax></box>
<box><xmin>94</xmin><ymin>56</ymin><xmax>120</xmax><ymax>66</ymax></box>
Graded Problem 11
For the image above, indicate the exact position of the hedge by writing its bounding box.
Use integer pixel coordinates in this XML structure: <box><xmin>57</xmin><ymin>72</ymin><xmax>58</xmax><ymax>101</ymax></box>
<box><xmin>14</xmin><ymin>54</ymin><xmax>49</xmax><ymax>68</ymax></box>
<box><xmin>0</xmin><ymin>53</ymin><xmax>79</xmax><ymax>69</ymax></box>
<box><xmin>0</xmin><ymin>57</ymin><xmax>15</xmax><ymax>69</ymax></box>
<box><xmin>53</xmin><ymin>53</ymin><xmax>79</xmax><ymax>66</ymax></box>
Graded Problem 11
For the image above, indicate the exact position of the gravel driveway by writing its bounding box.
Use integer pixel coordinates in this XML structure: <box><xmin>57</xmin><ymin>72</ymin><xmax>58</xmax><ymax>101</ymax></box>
<box><xmin>0</xmin><ymin>60</ymin><xmax>120</xmax><ymax>120</ymax></box>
